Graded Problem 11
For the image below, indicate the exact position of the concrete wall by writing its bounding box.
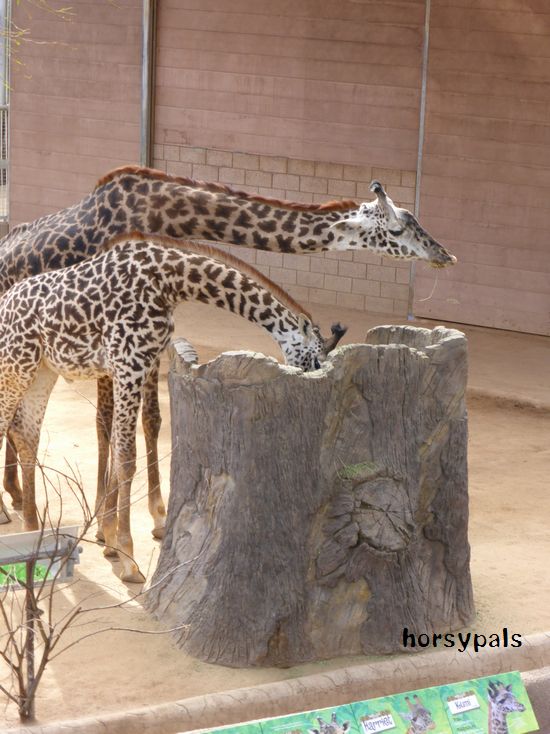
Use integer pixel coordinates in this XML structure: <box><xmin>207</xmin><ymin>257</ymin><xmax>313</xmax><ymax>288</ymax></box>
<box><xmin>9</xmin><ymin>0</ymin><xmax>141</xmax><ymax>224</ymax></box>
<box><xmin>415</xmin><ymin>0</ymin><xmax>550</xmax><ymax>335</ymax></box>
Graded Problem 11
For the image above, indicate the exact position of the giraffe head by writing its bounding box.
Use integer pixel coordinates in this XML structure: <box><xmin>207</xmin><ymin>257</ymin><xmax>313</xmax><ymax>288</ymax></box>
<box><xmin>488</xmin><ymin>681</ymin><xmax>526</xmax><ymax>716</ymax></box>
<box><xmin>329</xmin><ymin>181</ymin><xmax>456</xmax><ymax>268</ymax></box>
<box><xmin>309</xmin><ymin>713</ymin><xmax>351</xmax><ymax>734</ymax></box>
<box><xmin>280</xmin><ymin>316</ymin><xmax>347</xmax><ymax>372</ymax></box>
<box><xmin>402</xmin><ymin>695</ymin><xmax>436</xmax><ymax>733</ymax></box>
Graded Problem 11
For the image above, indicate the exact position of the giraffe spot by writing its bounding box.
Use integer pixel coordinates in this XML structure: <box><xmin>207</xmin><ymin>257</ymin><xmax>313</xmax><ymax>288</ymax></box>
<box><xmin>205</xmin><ymin>282</ymin><xmax>220</xmax><ymax>299</ymax></box>
<box><xmin>248</xmin><ymin>202</ymin><xmax>271</xmax><ymax>218</ymax></box>
<box><xmin>275</xmin><ymin>234</ymin><xmax>294</xmax><ymax>252</ymax></box>
<box><xmin>135</xmin><ymin>182</ymin><xmax>150</xmax><ymax>196</ymax></box>
<box><xmin>231</xmin><ymin>228</ymin><xmax>246</xmax><ymax>245</ymax></box>
<box><xmin>253</xmin><ymin>231</ymin><xmax>269</xmax><ymax>249</ymax></box>
<box><xmin>222</xmin><ymin>271</ymin><xmax>236</xmax><ymax>289</ymax></box>
<box><xmin>234</xmin><ymin>210</ymin><xmax>252</xmax><ymax>229</ymax></box>
<box><xmin>191</xmin><ymin>192</ymin><xmax>211</xmax><ymax>216</ymax></box>
<box><xmin>181</xmin><ymin>217</ymin><xmax>199</xmax><ymax>235</ymax></box>
<box><xmin>205</xmin><ymin>218</ymin><xmax>228</xmax><ymax>238</ymax></box>
<box><xmin>282</xmin><ymin>212</ymin><xmax>299</xmax><ymax>232</ymax></box>
<box><xmin>98</xmin><ymin>206</ymin><xmax>112</xmax><ymax>227</ymax></box>
<box><xmin>215</xmin><ymin>203</ymin><xmax>238</xmax><ymax>219</ymax></box>
<box><xmin>151</xmin><ymin>194</ymin><xmax>169</xmax><ymax>209</ymax></box>
<box><xmin>187</xmin><ymin>268</ymin><xmax>202</xmax><ymax>284</ymax></box>
<box><xmin>148</xmin><ymin>211</ymin><xmax>164</xmax><ymax>232</ymax></box>
<box><xmin>108</xmin><ymin>188</ymin><xmax>123</xmax><ymax>209</ymax></box>
<box><xmin>258</xmin><ymin>219</ymin><xmax>277</xmax><ymax>233</ymax></box>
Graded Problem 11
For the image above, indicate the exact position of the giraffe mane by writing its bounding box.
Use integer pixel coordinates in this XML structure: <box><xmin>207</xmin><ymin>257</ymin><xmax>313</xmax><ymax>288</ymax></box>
<box><xmin>95</xmin><ymin>165</ymin><xmax>358</xmax><ymax>213</ymax></box>
<box><xmin>105</xmin><ymin>231</ymin><xmax>313</xmax><ymax>320</ymax></box>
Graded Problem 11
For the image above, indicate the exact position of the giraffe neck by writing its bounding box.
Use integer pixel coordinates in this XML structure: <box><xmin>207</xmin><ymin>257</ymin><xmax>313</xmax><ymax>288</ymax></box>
<box><xmin>488</xmin><ymin>703</ymin><xmax>509</xmax><ymax>734</ymax></box>
<box><xmin>119</xmin><ymin>235</ymin><xmax>314</xmax><ymax>361</ymax></box>
<box><xmin>96</xmin><ymin>166</ymin><xmax>360</xmax><ymax>253</ymax></box>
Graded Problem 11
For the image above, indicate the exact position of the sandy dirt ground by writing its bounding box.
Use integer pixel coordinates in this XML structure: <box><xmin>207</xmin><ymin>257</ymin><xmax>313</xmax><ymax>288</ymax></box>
<box><xmin>0</xmin><ymin>302</ymin><xmax>549</xmax><ymax>728</ymax></box>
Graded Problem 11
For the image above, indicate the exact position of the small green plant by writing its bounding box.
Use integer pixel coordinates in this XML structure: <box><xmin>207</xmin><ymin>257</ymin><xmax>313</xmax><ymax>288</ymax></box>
<box><xmin>338</xmin><ymin>461</ymin><xmax>378</xmax><ymax>480</ymax></box>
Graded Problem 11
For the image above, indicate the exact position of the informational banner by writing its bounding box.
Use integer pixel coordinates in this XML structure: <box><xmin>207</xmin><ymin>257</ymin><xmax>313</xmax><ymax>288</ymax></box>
<box><xmin>194</xmin><ymin>671</ymin><xmax>538</xmax><ymax>734</ymax></box>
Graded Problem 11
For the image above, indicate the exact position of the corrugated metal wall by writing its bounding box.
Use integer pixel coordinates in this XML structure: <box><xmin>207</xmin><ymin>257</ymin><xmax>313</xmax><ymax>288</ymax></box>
<box><xmin>9</xmin><ymin>0</ymin><xmax>141</xmax><ymax>224</ymax></box>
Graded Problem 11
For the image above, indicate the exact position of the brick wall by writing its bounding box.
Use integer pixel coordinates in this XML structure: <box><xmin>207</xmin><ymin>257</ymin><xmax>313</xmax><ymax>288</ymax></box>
<box><xmin>153</xmin><ymin>143</ymin><xmax>414</xmax><ymax>315</ymax></box>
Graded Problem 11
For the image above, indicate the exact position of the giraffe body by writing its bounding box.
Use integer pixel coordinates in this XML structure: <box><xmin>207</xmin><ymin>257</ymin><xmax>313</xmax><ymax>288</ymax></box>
<box><xmin>487</xmin><ymin>681</ymin><xmax>526</xmax><ymax>734</ymax></box>
<box><xmin>0</xmin><ymin>167</ymin><xmax>455</xmax><ymax>532</ymax></box>
<box><xmin>0</xmin><ymin>235</ymin><xmax>338</xmax><ymax>581</ymax></box>
<box><xmin>401</xmin><ymin>696</ymin><xmax>436</xmax><ymax>734</ymax></box>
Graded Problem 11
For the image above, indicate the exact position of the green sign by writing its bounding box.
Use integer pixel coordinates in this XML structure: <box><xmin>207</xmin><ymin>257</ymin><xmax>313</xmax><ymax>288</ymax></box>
<box><xmin>0</xmin><ymin>560</ymin><xmax>54</xmax><ymax>589</ymax></box>
<box><xmin>197</xmin><ymin>671</ymin><xmax>538</xmax><ymax>734</ymax></box>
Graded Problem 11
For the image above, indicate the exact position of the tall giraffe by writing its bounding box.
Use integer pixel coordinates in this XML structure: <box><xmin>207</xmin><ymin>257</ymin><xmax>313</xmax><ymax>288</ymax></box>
<box><xmin>0</xmin><ymin>166</ymin><xmax>456</xmax><ymax>534</ymax></box>
<box><xmin>487</xmin><ymin>681</ymin><xmax>526</xmax><ymax>734</ymax></box>
<box><xmin>0</xmin><ymin>234</ymin><xmax>341</xmax><ymax>581</ymax></box>
<box><xmin>401</xmin><ymin>695</ymin><xmax>436</xmax><ymax>734</ymax></box>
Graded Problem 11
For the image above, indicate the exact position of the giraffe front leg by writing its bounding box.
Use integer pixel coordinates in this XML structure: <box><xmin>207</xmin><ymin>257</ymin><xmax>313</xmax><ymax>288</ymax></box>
<box><xmin>141</xmin><ymin>362</ymin><xmax>166</xmax><ymax>540</ymax></box>
<box><xmin>111</xmin><ymin>376</ymin><xmax>145</xmax><ymax>584</ymax></box>
<box><xmin>95</xmin><ymin>376</ymin><xmax>114</xmax><ymax>542</ymax></box>
<box><xmin>3</xmin><ymin>437</ymin><xmax>23</xmax><ymax>509</ymax></box>
<box><xmin>10</xmin><ymin>365</ymin><xmax>59</xmax><ymax>531</ymax></box>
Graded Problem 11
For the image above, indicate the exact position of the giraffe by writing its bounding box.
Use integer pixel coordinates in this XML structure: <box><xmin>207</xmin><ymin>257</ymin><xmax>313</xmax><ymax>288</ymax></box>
<box><xmin>487</xmin><ymin>681</ymin><xmax>526</xmax><ymax>734</ymax></box>
<box><xmin>0</xmin><ymin>233</ymin><xmax>343</xmax><ymax>581</ymax></box>
<box><xmin>401</xmin><ymin>695</ymin><xmax>436</xmax><ymax>734</ymax></box>
<box><xmin>0</xmin><ymin>166</ymin><xmax>456</xmax><ymax>536</ymax></box>
<box><xmin>309</xmin><ymin>712</ymin><xmax>350</xmax><ymax>734</ymax></box>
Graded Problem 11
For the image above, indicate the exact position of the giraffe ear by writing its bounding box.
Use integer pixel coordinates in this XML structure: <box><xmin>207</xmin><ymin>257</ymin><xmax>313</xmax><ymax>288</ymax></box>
<box><xmin>370</xmin><ymin>179</ymin><xmax>400</xmax><ymax>223</ymax></box>
<box><xmin>298</xmin><ymin>313</ymin><xmax>313</xmax><ymax>339</ymax></box>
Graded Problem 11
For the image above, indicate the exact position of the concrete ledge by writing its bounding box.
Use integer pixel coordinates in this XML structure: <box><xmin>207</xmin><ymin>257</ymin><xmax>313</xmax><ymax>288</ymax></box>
<box><xmin>5</xmin><ymin>632</ymin><xmax>550</xmax><ymax>734</ymax></box>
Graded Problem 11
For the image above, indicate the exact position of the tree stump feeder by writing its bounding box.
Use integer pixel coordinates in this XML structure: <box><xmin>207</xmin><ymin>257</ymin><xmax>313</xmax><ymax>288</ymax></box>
<box><xmin>146</xmin><ymin>326</ymin><xmax>474</xmax><ymax>666</ymax></box>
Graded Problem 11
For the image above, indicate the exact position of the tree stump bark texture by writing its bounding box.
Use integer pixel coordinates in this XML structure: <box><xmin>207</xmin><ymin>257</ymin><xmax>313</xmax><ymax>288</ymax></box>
<box><xmin>146</xmin><ymin>326</ymin><xmax>474</xmax><ymax>667</ymax></box>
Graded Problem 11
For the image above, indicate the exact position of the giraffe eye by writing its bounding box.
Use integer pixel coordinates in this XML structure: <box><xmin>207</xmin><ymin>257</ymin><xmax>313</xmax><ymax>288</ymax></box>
<box><xmin>388</xmin><ymin>227</ymin><xmax>405</xmax><ymax>237</ymax></box>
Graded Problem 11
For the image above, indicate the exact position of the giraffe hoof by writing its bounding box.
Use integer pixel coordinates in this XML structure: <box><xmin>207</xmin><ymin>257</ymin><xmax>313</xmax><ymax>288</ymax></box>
<box><xmin>103</xmin><ymin>545</ymin><xmax>118</xmax><ymax>558</ymax></box>
<box><xmin>151</xmin><ymin>526</ymin><xmax>165</xmax><ymax>540</ymax></box>
<box><xmin>120</xmin><ymin>568</ymin><xmax>146</xmax><ymax>584</ymax></box>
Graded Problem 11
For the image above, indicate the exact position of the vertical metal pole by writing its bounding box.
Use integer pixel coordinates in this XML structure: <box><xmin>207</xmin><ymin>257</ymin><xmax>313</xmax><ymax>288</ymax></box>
<box><xmin>23</xmin><ymin>560</ymin><xmax>35</xmax><ymax>722</ymax></box>
<box><xmin>407</xmin><ymin>0</ymin><xmax>432</xmax><ymax>320</ymax></box>
<box><xmin>140</xmin><ymin>0</ymin><xmax>157</xmax><ymax>167</ymax></box>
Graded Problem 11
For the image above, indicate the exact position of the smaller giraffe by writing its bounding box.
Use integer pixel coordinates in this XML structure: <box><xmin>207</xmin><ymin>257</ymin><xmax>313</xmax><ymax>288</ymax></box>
<box><xmin>0</xmin><ymin>234</ymin><xmax>344</xmax><ymax>582</ymax></box>
<box><xmin>487</xmin><ymin>681</ymin><xmax>526</xmax><ymax>734</ymax></box>
<box><xmin>401</xmin><ymin>695</ymin><xmax>436</xmax><ymax>734</ymax></box>
<box><xmin>309</xmin><ymin>713</ymin><xmax>350</xmax><ymax>734</ymax></box>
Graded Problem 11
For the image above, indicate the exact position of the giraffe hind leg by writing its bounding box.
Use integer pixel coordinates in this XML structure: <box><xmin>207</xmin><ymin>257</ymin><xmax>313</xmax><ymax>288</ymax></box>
<box><xmin>141</xmin><ymin>361</ymin><xmax>166</xmax><ymax>539</ymax></box>
<box><xmin>3</xmin><ymin>437</ymin><xmax>23</xmax><ymax>509</ymax></box>
<box><xmin>104</xmin><ymin>374</ymin><xmax>146</xmax><ymax>583</ymax></box>
<box><xmin>95</xmin><ymin>376</ymin><xmax>114</xmax><ymax>542</ymax></box>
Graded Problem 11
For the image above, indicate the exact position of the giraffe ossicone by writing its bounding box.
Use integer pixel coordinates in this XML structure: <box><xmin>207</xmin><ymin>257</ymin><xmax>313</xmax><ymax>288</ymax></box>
<box><xmin>0</xmin><ymin>234</ymin><xmax>344</xmax><ymax>582</ymax></box>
